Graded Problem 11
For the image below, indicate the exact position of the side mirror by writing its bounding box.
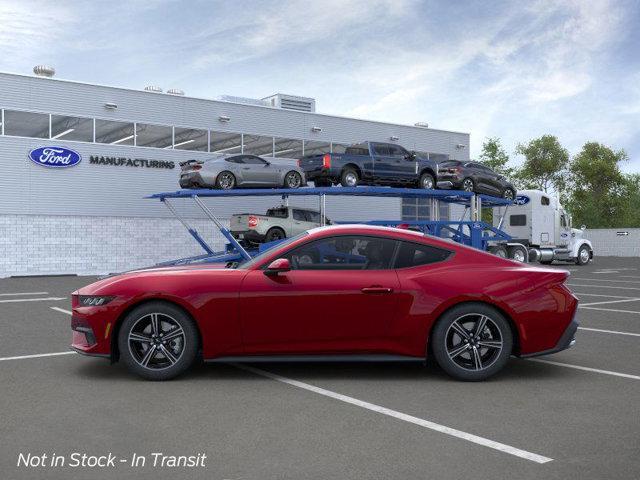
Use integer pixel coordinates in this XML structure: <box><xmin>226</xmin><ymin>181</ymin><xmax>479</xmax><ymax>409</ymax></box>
<box><xmin>264</xmin><ymin>258</ymin><xmax>291</xmax><ymax>275</ymax></box>
<box><xmin>581</xmin><ymin>225</ymin><xmax>586</xmax><ymax>230</ymax></box>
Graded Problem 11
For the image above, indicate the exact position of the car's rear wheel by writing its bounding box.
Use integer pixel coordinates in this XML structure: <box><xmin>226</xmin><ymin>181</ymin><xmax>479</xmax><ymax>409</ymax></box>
<box><xmin>340</xmin><ymin>168</ymin><xmax>359</xmax><ymax>187</ymax></box>
<box><xmin>462</xmin><ymin>178</ymin><xmax>475</xmax><ymax>192</ymax></box>
<box><xmin>284</xmin><ymin>171</ymin><xmax>303</xmax><ymax>189</ymax></box>
<box><xmin>419</xmin><ymin>172</ymin><xmax>435</xmax><ymax>189</ymax></box>
<box><xmin>431</xmin><ymin>303</ymin><xmax>513</xmax><ymax>381</ymax></box>
<box><xmin>265</xmin><ymin>227</ymin><xmax>286</xmax><ymax>242</ymax></box>
<box><xmin>118</xmin><ymin>302</ymin><xmax>198</xmax><ymax>381</ymax></box>
<box><xmin>216</xmin><ymin>171</ymin><xmax>236</xmax><ymax>189</ymax></box>
<box><xmin>314</xmin><ymin>179</ymin><xmax>332</xmax><ymax>187</ymax></box>
<box><xmin>502</xmin><ymin>188</ymin><xmax>515</xmax><ymax>200</ymax></box>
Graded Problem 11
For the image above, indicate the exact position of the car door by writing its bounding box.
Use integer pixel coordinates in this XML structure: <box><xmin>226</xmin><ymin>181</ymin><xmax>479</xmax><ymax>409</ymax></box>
<box><xmin>241</xmin><ymin>155</ymin><xmax>278</xmax><ymax>186</ymax></box>
<box><xmin>370</xmin><ymin>143</ymin><xmax>394</xmax><ymax>182</ymax></box>
<box><xmin>466</xmin><ymin>162</ymin><xmax>489</xmax><ymax>193</ymax></box>
<box><xmin>478</xmin><ymin>164</ymin><xmax>502</xmax><ymax>195</ymax></box>
<box><xmin>238</xmin><ymin>235</ymin><xmax>401</xmax><ymax>354</ymax></box>
<box><xmin>290</xmin><ymin>209</ymin><xmax>312</xmax><ymax>235</ymax></box>
<box><xmin>387</xmin><ymin>144</ymin><xmax>417</xmax><ymax>183</ymax></box>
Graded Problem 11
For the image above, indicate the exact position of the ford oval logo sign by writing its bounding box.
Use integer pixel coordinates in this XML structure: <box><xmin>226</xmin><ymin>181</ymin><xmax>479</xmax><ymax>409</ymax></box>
<box><xmin>28</xmin><ymin>146</ymin><xmax>82</xmax><ymax>168</ymax></box>
<box><xmin>514</xmin><ymin>195</ymin><xmax>530</xmax><ymax>205</ymax></box>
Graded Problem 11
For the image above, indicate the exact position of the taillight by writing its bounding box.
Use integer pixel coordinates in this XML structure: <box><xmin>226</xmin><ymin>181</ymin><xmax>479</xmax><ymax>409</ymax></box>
<box><xmin>248</xmin><ymin>216</ymin><xmax>259</xmax><ymax>228</ymax></box>
<box><xmin>297</xmin><ymin>159</ymin><xmax>301</xmax><ymax>167</ymax></box>
<box><xmin>192</xmin><ymin>165</ymin><xmax>202</xmax><ymax>170</ymax></box>
<box><xmin>322</xmin><ymin>154</ymin><xmax>331</xmax><ymax>168</ymax></box>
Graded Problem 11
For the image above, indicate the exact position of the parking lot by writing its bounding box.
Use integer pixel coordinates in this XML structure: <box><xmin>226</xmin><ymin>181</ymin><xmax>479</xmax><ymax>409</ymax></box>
<box><xmin>1</xmin><ymin>257</ymin><xmax>639</xmax><ymax>480</ymax></box>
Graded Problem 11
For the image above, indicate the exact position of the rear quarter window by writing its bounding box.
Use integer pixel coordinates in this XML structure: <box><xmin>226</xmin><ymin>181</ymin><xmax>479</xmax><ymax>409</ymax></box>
<box><xmin>394</xmin><ymin>241</ymin><xmax>452</xmax><ymax>268</ymax></box>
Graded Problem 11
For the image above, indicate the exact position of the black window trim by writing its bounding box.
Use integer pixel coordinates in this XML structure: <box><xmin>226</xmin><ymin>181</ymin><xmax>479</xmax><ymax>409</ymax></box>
<box><xmin>392</xmin><ymin>240</ymin><xmax>454</xmax><ymax>270</ymax></box>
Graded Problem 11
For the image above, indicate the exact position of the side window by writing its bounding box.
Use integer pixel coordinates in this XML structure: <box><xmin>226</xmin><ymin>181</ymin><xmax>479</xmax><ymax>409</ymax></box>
<box><xmin>560</xmin><ymin>215</ymin><xmax>567</xmax><ymax>228</ymax></box>
<box><xmin>306</xmin><ymin>211</ymin><xmax>321</xmax><ymax>223</ymax></box>
<box><xmin>541</xmin><ymin>196</ymin><xmax>550</xmax><ymax>206</ymax></box>
<box><xmin>387</xmin><ymin>145</ymin><xmax>405</xmax><ymax>157</ymax></box>
<box><xmin>282</xmin><ymin>235</ymin><xmax>398</xmax><ymax>270</ymax></box>
<box><xmin>373</xmin><ymin>144</ymin><xmax>390</xmax><ymax>156</ymax></box>
<box><xmin>510</xmin><ymin>215</ymin><xmax>527</xmax><ymax>226</ymax></box>
<box><xmin>226</xmin><ymin>156</ymin><xmax>244</xmax><ymax>164</ymax></box>
<box><xmin>292</xmin><ymin>210</ymin><xmax>307</xmax><ymax>221</ymax></box>
<box><xmin>394</xmin><ymin>241</ymin><xmax>451</xmax><ymax>268</ymax></box>
<box><xmin>243</xmin><ymin>155</ymin><xmax>267</xmax><ymax>165</ymax></box>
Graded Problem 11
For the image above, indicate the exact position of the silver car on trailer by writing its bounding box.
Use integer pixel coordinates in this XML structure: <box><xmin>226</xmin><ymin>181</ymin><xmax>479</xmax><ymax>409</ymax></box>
<box><xmin>179</xmin><ymin>154</ymin><xmax>306</xmax><ymax>189</ymax></box>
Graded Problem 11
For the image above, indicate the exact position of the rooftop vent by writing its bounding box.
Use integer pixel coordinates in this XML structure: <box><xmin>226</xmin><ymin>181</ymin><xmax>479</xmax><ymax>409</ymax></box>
<box><xmin>414</xmin><ymin>122</ymin><xmax>429</xmax><ymax>128</ymax></box>
<box><xmin>33</xmin><ymin>65</ymin><xmax>55</xmax><ymax>78</ymax></box>
<box><xmin>262</xmin><ymin>93</ymin><xmax>316</xmax><ymax>113</ymax></box>
<box><xmin>144</xmin><ymin>85</ymin><xmax>163</xmax><ymax>93</ymax></box>
<box><xmin>167</xmin><ymin>88</ymin><xmax>185</xmax><ymax>96</ymax></box>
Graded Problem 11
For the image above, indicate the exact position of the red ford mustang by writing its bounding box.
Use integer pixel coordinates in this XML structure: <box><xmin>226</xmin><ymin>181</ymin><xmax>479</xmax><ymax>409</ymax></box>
<box><xmin>71</xmin><ymin>225</ymin><xmax>578</xmax><ymax>381</ymax></box>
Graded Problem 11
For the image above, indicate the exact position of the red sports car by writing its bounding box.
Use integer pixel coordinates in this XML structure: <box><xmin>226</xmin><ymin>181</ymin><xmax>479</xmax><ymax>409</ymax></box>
<box><xmin>71</xmin><ymin>226</ymin><xmax>578</xmax><ymax>381</ymax></box>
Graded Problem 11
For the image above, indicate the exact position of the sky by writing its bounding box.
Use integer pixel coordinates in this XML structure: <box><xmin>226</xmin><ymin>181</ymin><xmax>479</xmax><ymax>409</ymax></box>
<box><xmin>1</xmin><ymin>0</ymin><xmax>639</xmax><ymax>171</ymax></box>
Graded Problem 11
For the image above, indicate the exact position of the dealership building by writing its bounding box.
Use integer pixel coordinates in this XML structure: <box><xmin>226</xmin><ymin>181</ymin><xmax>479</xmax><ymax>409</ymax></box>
<box><xmin>0</xmin><ymin>68</ymin><xmax>471</xmax><ymax>276</ymax></box>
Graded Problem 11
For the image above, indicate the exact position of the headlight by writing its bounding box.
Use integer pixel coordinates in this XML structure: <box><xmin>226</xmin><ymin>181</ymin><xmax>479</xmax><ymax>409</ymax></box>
<box><xmin>78</xmin><ymin>295</ymin><xmax>115</xmax><ymax>306</ymax></box>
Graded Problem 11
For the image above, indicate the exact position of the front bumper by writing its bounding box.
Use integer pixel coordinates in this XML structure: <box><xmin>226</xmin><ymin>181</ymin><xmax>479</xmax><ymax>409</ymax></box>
<box><xmin>70</xmin><ymin>306</ymin><xmax>115</xmax><ymax>358</ymax></box>
<box><xmin>519</xmin><ymin>317</ymin><xmax>579</xmax><ymax>358</ymax></box>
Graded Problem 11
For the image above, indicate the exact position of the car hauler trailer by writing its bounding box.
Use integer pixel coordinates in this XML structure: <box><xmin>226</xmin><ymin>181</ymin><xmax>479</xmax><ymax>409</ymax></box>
<box><xmin>146</xmin><ymin>186</ymin><xmax>525</xmax><ymax>267</ymax></box>
<box><xmin>492</xmin><ymin>189</ymin><xmax>593</xmax><ymax>265</ymax></box>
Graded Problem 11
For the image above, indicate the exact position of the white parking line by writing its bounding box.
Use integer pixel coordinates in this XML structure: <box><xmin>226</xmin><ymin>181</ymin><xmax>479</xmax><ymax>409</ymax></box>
<box><xmin>579</xmin><ymin>306</ymin><xmax>640</xmax><ymax>315</ymax></box>
<box><xmin>0</xmin><ymin>292</ymin><xmax>49</xmax><ymax>296</ymax></box>
<box><xmin>579</xmin><ymin>298</ymin><xmax>640</xmax><ymax>307</ymax></box>
<box><xmin>51</xmin><ymin>307</ymin><xmax>72</xmax><ymax>315</ymax></box>
<box><xmin>527</xmin><ymin>359</ymin><xmax>640</xmax><ymax>380</ymax></box>
<box><xmin>0</xmin><ymin>351</ymin><xmax>76</xmax><ymax>362</ymax></box>
<box><xmin>0</xmin><ymin>297</ymin><xmax>66</xmax><ymax>304</ymax></box>
<box><xmin>568</xmin><ymin>284</ymin><xmax>640</xmax><ymax>291</ymax></box>
<box><xmin>233</xmin><ymin>363</ymin><xmax>553</xmax><ymax>464</ymax></box>
<box><xmin>578</xmin><ymin>327</ymin><xmax>640</xmax><ymax>337</ymax></box>
<box><xmin>573</xmin><ymin>293</ymin><xmax>638</xmax><ymax>299</ymax></box>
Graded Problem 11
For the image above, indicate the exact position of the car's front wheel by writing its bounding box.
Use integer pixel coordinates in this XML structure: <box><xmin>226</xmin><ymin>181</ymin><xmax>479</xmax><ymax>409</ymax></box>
<box><xmin>431</xmin><ymin>303</ymin><xmax>513</xmax><ymax>381</ymax></box>
<box><xmin>118</xmin><ymin>302</ymin><xmax>198</xmax><ymax>380</ymax></box>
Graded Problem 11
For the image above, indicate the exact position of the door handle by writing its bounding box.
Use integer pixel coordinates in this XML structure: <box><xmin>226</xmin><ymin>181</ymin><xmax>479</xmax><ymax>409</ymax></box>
<box><xmin>361</xmin><ymin>286</ymin><xmax>394</xmax><ymax>294</ymax></box>
<box><xmin>242</xmin><ymin>167</ymin><xmax>251</xmax><ymax>170</ymax></box>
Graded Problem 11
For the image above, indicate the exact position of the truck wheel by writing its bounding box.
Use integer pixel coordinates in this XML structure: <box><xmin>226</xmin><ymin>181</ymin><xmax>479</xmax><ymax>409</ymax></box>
<box><xmin>575</xmin><ymin>245</ymin><xmax>591</xmax><ymax>265</ymax></box>
<box><xmin>508</xmin><ymin>245</ymin><xmax>527</xmax><ymax>262</ymax></box>
<box><xmin>215</xmin><ymin>171</ymin><xmax>236</xmax><ymax>190</ymax></box>
<box><xmin>488</xmin><ymin>245</ymin><xmax>508</xmax><ymax>258</ymax></box>
<box><xmin>539</xmin><ymin>260</ymin><xmax>553</xmax><ymax>265</ymax></box>
<box><xmin>419</xmin><ymin>172</ymin><xmax>435</xmax><ymax>189</ymax></box>
<box><xmin>462</xmin><ymin>178</ymin><xmax>475</xmax><ymax>192</ymax></box>
<box><xmin>340</xmin><ymin>168</ymin><xmax>359</xmax><ymax>187</ymax></box>
<box><xmin>265</xmin><ymin>228</ymin><xmax>286</xmax><ymax>242</ymax></box>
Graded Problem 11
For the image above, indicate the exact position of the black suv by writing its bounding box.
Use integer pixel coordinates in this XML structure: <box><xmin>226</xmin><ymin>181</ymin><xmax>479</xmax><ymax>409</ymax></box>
<box><xmin>436</xmin><ymin>160</ymin><xmax>516</xmax><ymax>199</ymax></box>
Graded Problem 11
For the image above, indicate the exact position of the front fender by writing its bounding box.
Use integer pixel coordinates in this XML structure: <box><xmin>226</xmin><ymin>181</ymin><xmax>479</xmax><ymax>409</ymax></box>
<box><xmin>571</xmin><ymin>239</ymin><xmax>593</xmax><ymax>257</ymax></box>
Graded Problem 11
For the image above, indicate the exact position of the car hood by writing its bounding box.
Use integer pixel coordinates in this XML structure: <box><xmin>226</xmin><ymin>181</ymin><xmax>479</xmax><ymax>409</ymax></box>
<box><xmin>74</xmin><ymin>264</ymin><xmax>244</xmax><ymax>296</ymax></box>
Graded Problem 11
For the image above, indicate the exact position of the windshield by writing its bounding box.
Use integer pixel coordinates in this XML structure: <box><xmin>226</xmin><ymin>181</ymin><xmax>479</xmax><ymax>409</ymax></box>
<box><xmin>234</xmin><ymin>232</ymin><xmax>309</xmax><ymax>269</ymax></box>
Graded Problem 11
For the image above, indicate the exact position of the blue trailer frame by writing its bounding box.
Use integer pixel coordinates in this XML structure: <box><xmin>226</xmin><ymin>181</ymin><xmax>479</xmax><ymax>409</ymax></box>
<box><xmin>146</xmin><ymin>186</ymin><xmax>513</xmax><ymax>265</ymax></box>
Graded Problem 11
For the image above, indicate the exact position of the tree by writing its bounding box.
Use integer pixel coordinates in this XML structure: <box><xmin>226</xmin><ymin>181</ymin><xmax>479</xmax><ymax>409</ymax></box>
<box><xmin>479</xmin><ymin>137</ymin><xmax>514</xmax><ymax>177</ymax></box>
<box><xmin>566</xmin><ymin>142</ymin><xmax>628</xmax><ymax>228</ymax></box>
<box><xmin>619</xmin><ymin>174</ymin><xmax>640</xmax><ymax>227</ymax></box>
<box><xmin>515</xmin><ymin>135</ymin><xmax>569</xmax><ymax>193</ymax></box>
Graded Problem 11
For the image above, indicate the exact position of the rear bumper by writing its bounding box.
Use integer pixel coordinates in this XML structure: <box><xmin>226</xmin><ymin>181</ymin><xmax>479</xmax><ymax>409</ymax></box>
<box><xmin>179</xmin><ymin>172</ymin><xmax>210</xmax><ymax>189</ymax></box>
<box><xmin>437</xmin><ymin>176</ymin><xmax>463</xmax><ymax>190</ymax></box>
<box><xmin>519</xmin><ymin>317</ymin><xmax>579</xmax><ymax>358</ymax></box>
<box><xmin>303</xmin><ymin>167</ymin><xmax>337</xmax><ymax>182</ymax></box>
<box><xmin>231</xmin><ymin>230</ymin><xmax>266</xmax><ymax>244</ymax></box>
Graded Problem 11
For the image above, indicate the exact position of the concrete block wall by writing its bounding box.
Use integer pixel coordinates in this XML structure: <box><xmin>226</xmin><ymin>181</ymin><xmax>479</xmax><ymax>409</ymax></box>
<box><xmin>583</xmin><ymin>228</ymin><xmax>640</xmax><ymax>257</ymax></box>
<box><xmin>0</xmin><ymin>215</ymin><xmax>230</xmax><ymax>277</ymax></box>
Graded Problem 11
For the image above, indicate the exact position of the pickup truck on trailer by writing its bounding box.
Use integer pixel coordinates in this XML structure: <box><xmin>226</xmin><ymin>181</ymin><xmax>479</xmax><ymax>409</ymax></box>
<box><xmin>298</xmin><ymin>141</ymin><xmax>439</xmax><ymax>189</ymax></box>
<box><xmin>230</xmin><ymin>206</ymin><xmax>332</xmax><ymax>245</ymax></box>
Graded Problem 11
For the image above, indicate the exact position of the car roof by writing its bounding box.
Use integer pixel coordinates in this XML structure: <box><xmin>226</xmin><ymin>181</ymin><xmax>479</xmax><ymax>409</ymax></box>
<box><xmin>307</xmin><ymin>224</ymin><xmax>425</xmax><ymax>238</ymax></box>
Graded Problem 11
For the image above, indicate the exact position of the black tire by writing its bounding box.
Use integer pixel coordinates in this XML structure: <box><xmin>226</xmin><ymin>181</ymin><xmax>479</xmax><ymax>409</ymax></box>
<box><xmin>539</xmin><ymin>260</ymin><xmax>553</xmax><ymax>265</ymax></box>
<box><xmin>118</xmin><ymin>301</ymin><xmax>198</xmax><ymax>381</ymax></box>
<box><xmin>507</xmin><ymin>245</ymin><xmax>527</xmax><ymax>263</ymax></box>
<box><xmin>215</xmin><ymin>171</ymin><xmax>236</xmax><ymax>190</ymax></box>
<box><xmin>575</xmin><ymin>245</ymin><xmax>591</xmax><ymax>265</ymax></box>
<box><xmin>340</xmin><ymin>168</ymin><xmax>359</xmax><ymax>187</ymax></box>
<box><xmin>461</xmin><ymin>178</ymin><xmax>475</xmax><ymax>192</ymax></box>
<box><xmin>418</xmin><ymin>172</ymin><xmax>435</xmax><ymax>190</ymax></box>
<box><xmin>488</xmin><ymin>245</ymin><xmax>508</xmax><ymax>258</ymax></box>
<box><xmin>265</xmin><ymin>227</ymin><xmax>286</xmax><ymax>242</ymax></box>
<box><xmin>502</xmin><ymin>188</ymin><xmax>516</xmax><ymax>200</ymax></box>
<box><xmin>284</xmin><ymin>171</ymin><xmax>303</xmax><ymax>189</ymax></box>
<box><xmin>314</xmin><ymin>179</ymin><xmax>332</xmax><ymax>187</ymax></box>
<box><xmin>431</xmin><ymin>303</ymin><xmax>513</xmax><ymax>381</ymax></box>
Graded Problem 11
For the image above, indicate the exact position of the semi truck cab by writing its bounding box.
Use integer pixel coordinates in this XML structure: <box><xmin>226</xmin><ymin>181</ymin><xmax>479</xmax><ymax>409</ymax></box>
<box><xmin>494</xmin><ymin>189</ymin><xmax>593</xmax><ymax>265</ymax></box>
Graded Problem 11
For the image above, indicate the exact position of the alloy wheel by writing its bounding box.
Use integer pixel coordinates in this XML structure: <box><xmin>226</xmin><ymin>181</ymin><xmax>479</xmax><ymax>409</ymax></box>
<box><xmin>503</xmin><ymin>189</ymin><xmax>515</xmax><ymax>200</ymax></box>
<box><xmin>345</xmin><ymin>172</ymin><xmax>358</xmax><ymax>187</ymax></box>
<box><xmin>579</xmin><ymin>247</ymin><xmax>590</xmax><ymax>263</ymax></box>
<box><xmin>462</xmin><ymin>179</ymin><xmax>474</xmax><ymax>192</ymax></box>
<box><xmin>286</xmin><ymin>172</ymin><xmax>301</xmax><ymax>188</ymax></box>
<box><xmin>218</xmin><ymin>173</ymin><xmax>235</xmax><ymax>189</ymax></box>
<box><xmin>445</xmin><ymin>313</ymin><xmax>503</xmax><ymax>371</ymax></box>
<box><xmin>128</xmin><ymin>313</ymin><xmax>186</xmax><ymax>370</ymax></box>
<box><xmin>421</xmin><ymin>175</ymin><xmax>434</xmax><ymax>189</ymax></box>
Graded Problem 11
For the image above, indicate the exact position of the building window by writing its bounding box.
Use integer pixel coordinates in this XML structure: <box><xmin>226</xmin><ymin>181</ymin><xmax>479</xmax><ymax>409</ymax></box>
<box><xmin>3</xmin><ymin>110</ymin><xmax>50</xmax><ymax>139</ymax></box>
<box><xmin>135</xmin><ymin>123</ymin><xmax>173</xmax><ymax>148</ymax></box>
<box><xmin>173</xmin><ymin>127</ymin><xmax>208</xmax><ymax>151</ymax></box>
<box><xmin>210</xmin><ymin>131</ymin><xmax>242</xmax><ymax>154</ymax></box>
<box><xmin>243</xmin><ymin>134</ymin><xmax>274</xmax><ymax>156</ymax></box>
<box><xmin>303</xmin><ymin>140</ymin><xmax>331</xmax><ymax>156</ymax></box>
<box><xmin>273</xmin><ymin>137</ymin><xmax>303</xmax><ymax>159</ymax></box>
<box><xmin>95</xmin><ymin>119</ymin><xmax>135</xmax><ymax>145</ymax></box>
<box><xmin>50</xmin><ymin>114</ymin><xmax>94</xmax><ymax>142</ymax></box>
<box><xmin>401</xmin><ymin>199</ymin><xmax>449</xmax><ymax>222</ymax></box>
